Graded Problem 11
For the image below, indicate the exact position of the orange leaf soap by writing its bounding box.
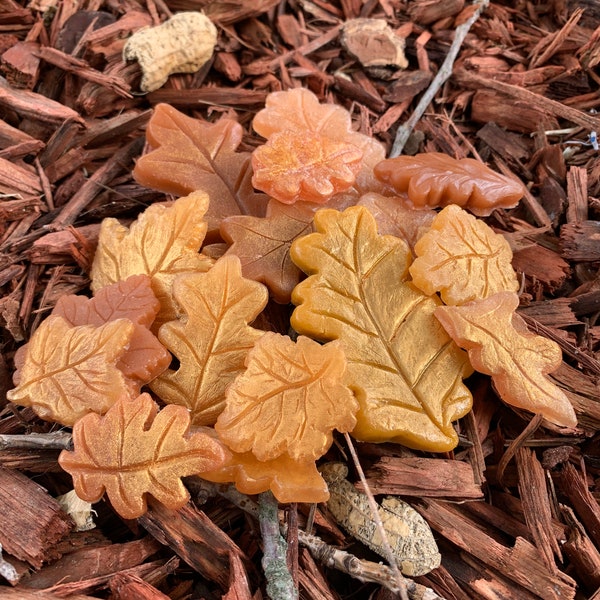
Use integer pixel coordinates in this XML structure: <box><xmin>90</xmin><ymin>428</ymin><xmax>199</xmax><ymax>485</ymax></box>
<box><xmin>410</xmin><ymin>204</ymin><xmax>519</xmax><ymax>305</ymax></box>
<box><xmin>53</xmin><ymin>275</ymin><xmax>170</xmax><ymax>389</ymax></box>
<box><xmin>252</xmin><ymin>87</ymin><xmax>386</xmax><ymax>195</ymax></box>
<box><xmin>133</xmin><ymin>104</ymin><xmax>267</xmax><ymax>231</ymax></box>
<box><xmin>91</xmin><ymin>192</ymin><xmax>213</xmax><ymax>328</ymax></box>
<box><xmin>291</xmin><ymin>206</ymin><xmax>473</xmax><ymax>451</ymax></box>
<box><xmin>201</xmin><ymin>446</ymin><xmax>329</xmax><ymax>504</ymax></box>
<box><xmin>435</xmin><ymin>292</ymin><xmax>577</xmax><ymax>428</ymax></box>
<box><xmin>215</xmin><ymin>332</ymin><xmax>358</xmax><ymax>461</ymax></box>
<box><xmin>59</xmin><ymin>393</ymin><xmax>227</xmax><ymax>519</ymax></box>
<box><xmin>151</xmin><ymin>255</ymin><xmax>268</xmax><ymax>426</ymax></box>
<box><xmin>8</xmin><ymin>317</ymin><xmax>135</xmax><ymax>426</ymax></box>
<box><xmin>221</xmin><ymin>199</ymin><xmax>315</xmax><ymax>303</ymax></box>
<box><xmin>251</xmin><ymin>129</ymin><xmax>362</xmax><ymax>204</ymax></box>
<box><xmin>374</xmin><ymin>152</ymin><xmax>524</xmax><ymax>216</ymax></box>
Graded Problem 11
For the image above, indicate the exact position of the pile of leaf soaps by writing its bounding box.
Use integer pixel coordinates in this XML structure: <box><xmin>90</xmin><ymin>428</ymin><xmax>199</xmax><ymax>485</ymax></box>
<box><xmin>7</xmin><ymin>89</ymin><xmax>576</xmax><ymax>520</ymax></box>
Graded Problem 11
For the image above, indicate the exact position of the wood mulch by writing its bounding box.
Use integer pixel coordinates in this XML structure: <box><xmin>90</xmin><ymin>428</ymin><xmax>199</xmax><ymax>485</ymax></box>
<box><xmin>1</xmin><ymin>0</ymin><xmax>600</xmax><ymax>598</ymax></box>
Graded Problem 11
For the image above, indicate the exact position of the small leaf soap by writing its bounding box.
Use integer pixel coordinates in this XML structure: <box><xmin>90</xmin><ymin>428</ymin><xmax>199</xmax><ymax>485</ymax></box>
<box><xmin>251</xmin><ymin>129</ymin><xmax>363</xmax><ymax>204</ymax></box>
<box><xmin>91</xmin><ymin>192</ymin><xmax>213</xmax><ymax>328</ymax></box>
<box><xmin>221</xmin><ymin>199</ymin><xmax>315</xmax><ymax>303</ymax></box>
<box><xmin>252</xmin><ymin>87</ymin><xmax>386</xmax><ymax>195</ymax></box>
<box><xmin>374</xmin><ymin>152</ymin><xmax>524</xmax><ymax>216</ymax></box>
<box><xmin>215</xmin><ymin>332</ymin><xmax>358</xmax><ymax>461</ymax></box>
<box><xmin>53</xmin><ymin>275</ymin><xmax>170</xmax><ymax>388</ymax></box>
<box><xmin>151</xmin><ymin>255</ymin><xmax>268</xmax><ymax>426</ymax></box>
<box><xmin>435</xmin><ymin>291</ymin><xmax>577</xmax><ymax>428</ymax></box>
<box><xmin>410</xmin><ymin>204</ymin><xmax>519</xmax><ymax>305</ymax></box>
<box><xmin>201</xmin><ymin>444</ymin><xmax>329</xmax><ymax>504</ymax></box>
<box><xmin>291</xmin><ymin>206</ymin><xmax>473</xmax><ymax>452</ymax></box>
<box><xmin>59</xmin><ymin>393</ymin><xmax>227</xmax><ymax>519</ymax></box>
<box><xmin>8</xmin><ymin>316</ymin><xmax>135</xmax><ymax>426</ymax></box>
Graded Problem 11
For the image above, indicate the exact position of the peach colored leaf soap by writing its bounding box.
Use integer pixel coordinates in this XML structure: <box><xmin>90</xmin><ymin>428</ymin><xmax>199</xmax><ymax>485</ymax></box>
<box><xmin>151</xmin><ymin>255</ymin><xmax>268</xmax><ymax>426</ymax></box>
<box><xmin>290</xmin><ymin>206</ymin><xmax>473</xmax><ymax>451</ymax></box>
<box><xmin>410</xmin><ymin>204</ymin><xmax>519</xmax><ymax>305</ymax></box>
<box><xmin>435</xmin><ymin>292</ymin><xmax>577</xmax><ymax>428</ymax></box>
<box><xmin>53</xmin><ymin>275</ymin><xmax>170</xmax><ymax>388</ymax></box>
<box><xmin>221</xmin><ymin>199</ymin><xmax>315</xmax><ymax>303</ymax></box>
<box><xmin>252</xmin><ymin>87</ymin><xmax>386</xmax><ymax>195</ymax></box>
<box><xmin>215</xmin><ymin>332</ymin><xmax>358</xmax><ymax>461</ymax></box>
<box><xmin>374</xmin><ymin>152</ymin><xmax>523</xmax><ymax>216</ymax></box>
<box><xmin>251</xmin><ymin>129</ymin><xmax>362</xmax><ymax>204</ymax></box>
<box><xmin>12</xmin><ymin>275</ymin><xmax>169</xmax><ymax>392</ymax></box>
<box><xmin>201</xmin><ymin>446</ymin><xmax>329</xmax><ymax>504</ymax></box>
<box><xmin>59</xmin><ymin>393</ymin><xmax>227</xmax><ymax>519</ymax></box>
<box><xmin>8</xmin><ymin>317</ymin><xmax>134</xmax><ymax>426</ymax></box>
<box><xmin>91</xmin><ymin>192</ymin><xmax>213</xmax><ymax>328</ymax></box>
<box><xmin>133</xmin><ymin>104</ymin><xmax>267</xmax><ymax>231</ymax></box>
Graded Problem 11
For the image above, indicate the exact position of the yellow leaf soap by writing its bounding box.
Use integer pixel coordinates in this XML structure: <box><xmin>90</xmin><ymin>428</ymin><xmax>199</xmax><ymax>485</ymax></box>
<box><xmin>291</xmin><ymin>206</ymin><xmax>473</xmax><ymax>452</ymax></box>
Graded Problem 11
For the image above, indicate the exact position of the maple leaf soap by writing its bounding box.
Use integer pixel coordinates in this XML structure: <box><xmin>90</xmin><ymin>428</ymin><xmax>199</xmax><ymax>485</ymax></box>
<box><xmin>251</xmin><ymin>129</ymin><xmax>363</xmax><ymax>204</ymax></box>
<box><xmin>410</xmin><ymin>204</ymin><xmax>519</xmax><ymax>305</ymax></box>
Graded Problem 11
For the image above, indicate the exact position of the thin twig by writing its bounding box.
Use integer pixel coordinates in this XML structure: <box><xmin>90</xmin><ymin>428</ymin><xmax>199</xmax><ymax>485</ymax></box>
<box><xmin>0</xmin><ymin>431</ymin><xmax>73</xmax><ymax>451</ymax></box>
<box><xmin>344</xmin><ymin>433</ymin><xmax>409</xmax><ymax>600</ymax></box>
<box><xmin>259</xmin><ymin>491</ymin><xmax>299</xmax><ymax>600</ymax></box>
<box><xmin>191</xmin><ymin>478</ymin><xmax>446</xmax><ymax>599</ymax></box>
<box><xmin>389</xmin><ymin>0</ymin><xmax>490</xmax><ymax>157</ymax></box>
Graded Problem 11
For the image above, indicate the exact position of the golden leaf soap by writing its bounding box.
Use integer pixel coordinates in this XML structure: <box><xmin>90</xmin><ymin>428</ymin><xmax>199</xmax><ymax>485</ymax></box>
<box><xmin>59</xmin><ymin>393</ymin><xmax>227</xmax><ymax>519</ymax></box>
<box><xmin>221</xmin><ymin>199</ymin><xmax>315</xmax><ymax>303</ymax></box>
<box><xmin>252</xmin><ymin>87</ymin><xmax>386</xmax><ymax>195</ymax></box>
<box><xmin>374</xmin><ymin>152</ymin><xmax>524</xmax><ymax>216</ymax></box>
<box><xmin>151</xmin><ymin>255</ymin><xmax>268</xmax><ymax>426</ymax></box>
<box><xmin>215</xmin><ymin>332</ymin><xmax>358</xmax><ymax>461</ymax></box>
<box><xmin>8</xmin><ymin>316</ymin><xmax>135</xmax><ymax>426</ymax></box>
<box><xmin>53</xmin><ymin>275</ymin><xmax>170</xmax><ymax>388</ymax></box>
<box><xmin>133</xmin><ymin>104</ymin><xmax>267</xmax><ymax>232</ymax></box>
<box><xmin>410</xmin><ymin>204</ymin><xmax>519</xmax><ymax>305</ymax></box>
<box><xmin>251</xmin><ymin>129</ymin><xmax>363</xmax><ymax>204</ymax></box>
<box><xmin>291</xmin><ymin>206</ymin><xmax>473</xmax><ymax>452</ymax></box>
<box><xmin>91</xmin><ymin>192</ymin><xmax>213</xmax><ymax>328</ymax></box>
<box><xmin>435</xmin><ymin>292</ymin><xmax>577</xmax><ymax>428</ymax></box>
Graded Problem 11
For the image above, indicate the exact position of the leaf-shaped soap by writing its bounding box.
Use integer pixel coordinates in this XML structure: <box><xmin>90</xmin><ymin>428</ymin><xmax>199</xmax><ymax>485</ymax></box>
<box><xmin>53</xmin><ymin>275</ymin><xmax>170</xmax><ymax>388</ymax></box>
<box><xmin>374</xmin><ymin>152</ymin><xmax>524</xmax><ymax>216</ymax></box>
<box><xmin>7</xmin><ymin>316</ymin><xmax>135</xmax><ymax>426</ymax></box>
<box><xmin>200</xmin><ymin>427</ymin><xmax>329</xmax><ymax>504</ymax></box>
<box><xmin>133</xmin><ymin>104</ymin><xmax>267</xmax><ymax>232</ymax></box>
<box><xmin>150</xmin><ymin>255</ymin><xmax>268</xmax><ymax>426</ymax></box>
<box><xmin>410</xmin><ymin>204</ymin><xmax>519</xmax><ymax>305</ymax></box>
<box><xmin>221</xmin><ymin>199</ymin><xmax>315</xmax><ymax>303</ymax></box>
<box><xmin>435</xmin><ymin>292</ymin><xmax>577</xmax><ymax>428</ymax></box>
<box><xmin>58</xmin><ymin>393</ymin><xmax>227</xmax><ymax>519</ymax></box>
<box><xmin>357</xmin><ymin>192</ymin><xmax>436</xmax><ymax>251</ymax></box>
<box><xmin>251</xmin><ymin>129</ymin><xmax>363</xmax><ymax>204</ymax></box>
<box><xmin>291</xmin><ymin>206</ymin><xmax>473</xmax><ymax>452</ymax></box>
<box><xmin>215</xmin><ymin>332</ymin><xmax>358</xmax><ymax>461</ymax></box>
<box><xmin>252</xmin><ymin>88</ymin><xmax>386</xmax><ymax>195</ymax></box>
<box><xmin>91</xmin><ymin>192</ymin><xmax>213</xmax><ymax>328</ymax></box>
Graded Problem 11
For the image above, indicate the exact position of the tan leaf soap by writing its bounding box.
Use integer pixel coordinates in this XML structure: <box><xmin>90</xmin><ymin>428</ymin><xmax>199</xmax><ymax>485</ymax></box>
<box><xmin>59</xmin><ymin>393</ymin><xmax>227</xmax><ymax>519</ymax></box>
<box><xmin>435</xmin><ymin>292</ymin><xmax>577</xmax><ymax>428</ymax></box>
<box><xmin>410</xmin><ymin>204</ymin><xmax>519</xmax><ymax>305</ymax></box>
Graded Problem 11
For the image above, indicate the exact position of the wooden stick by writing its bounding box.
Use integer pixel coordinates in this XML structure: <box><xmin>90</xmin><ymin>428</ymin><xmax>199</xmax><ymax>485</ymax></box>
<box><xmin>390</xmin><ymin>0</ymin><xmax>490</xmax><ymax>157</ymax></box>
